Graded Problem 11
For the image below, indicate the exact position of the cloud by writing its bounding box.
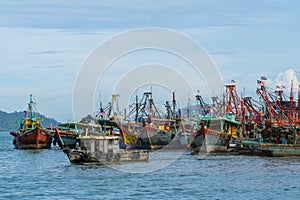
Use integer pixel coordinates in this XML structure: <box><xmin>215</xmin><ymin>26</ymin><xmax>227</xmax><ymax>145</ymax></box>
<box><xmin>274</xmin><ymin>69</ymin><xmax>299</xmax><ymax>90</ymax></box>
<box><xmin>28</xmin><ymin>50</ymin><xmax>67</xmax><ymax>55</ymax></box>
<box><xmin>262</xmin><ymin>69</ymin><xmax>300</xmax><ymax>92</ymax></box>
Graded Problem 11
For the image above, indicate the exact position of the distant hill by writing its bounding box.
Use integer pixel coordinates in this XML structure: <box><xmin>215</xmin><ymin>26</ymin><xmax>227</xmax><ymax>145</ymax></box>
<box><xmin>0</xmin><ymin>110</ymin><xmax>59</xmax><ymax>132</ymax></box>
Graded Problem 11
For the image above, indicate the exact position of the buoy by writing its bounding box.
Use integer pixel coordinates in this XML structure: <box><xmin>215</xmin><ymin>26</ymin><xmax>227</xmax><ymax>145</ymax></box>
<box><xmin>80</xmin><ymin>153</ymin><xmax>89</xmax><ymax>162</ymax></box>
<box><xmin>106</xmin><ymin>152</ymin><xmax>113</xmax><ymax>161</ymax></box>
<box><xmin>95</xmin><ymin>151</ymin><xmax>102</xmax><ymax>159</ymax></box>
<box><xmin>114</xmin><ymin>153</ymin><xmax>121</xmax><ymax>161</ymax></box>
<box><xmin>249</xmin><ymin>144</ymin><xmax>255</xmax><ymax>153</ymax></box>
<box><xmin>131</xmin><ymin>152</ymin><xmax>140</xmax><ymax>160</ymax></box>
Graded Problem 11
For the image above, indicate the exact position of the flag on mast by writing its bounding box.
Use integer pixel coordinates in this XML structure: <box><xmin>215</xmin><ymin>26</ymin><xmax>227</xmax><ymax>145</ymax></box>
<box><xmin>261</xmin><ymin>76</ymin><xmax>267</xmax><ymax>81</ymax></box>
<box><xmin>257</xmin><ymin>80</ymin><xmax>264</xmax><ymax>86</ymax></box>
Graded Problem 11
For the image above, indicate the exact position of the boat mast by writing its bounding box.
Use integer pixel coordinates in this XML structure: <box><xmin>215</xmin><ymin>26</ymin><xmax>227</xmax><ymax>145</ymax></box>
<box><xmin>241</xmin><ymin>97</ymin><xmax>245</xmax><ymax>136</ymax></box>
<box><xmin>28</xmin><ymin>94</ymin><xmax>35</xmax><ymax>120</ymax></box>
<box><xmin>224</xmin><ymin>81</ymin><xmax>241</xmax><ymax>120</ymax></box>
<box><xmin>289</xmin><ymin>79</ymin><xmax>294</xmax><ymax>121</ymax></box>
<box><xmin>196</xmin><ymin>93</ymin><xmax>210</xmax><ymax>116</ymax></box>
<box><xmin>107</xmin><ymin>94</ymin><xmax>119</xmax><ymax>119</ymax></box>
<box><xmin>211</xmin><ymin>96</ymin><xmax>220</xmax><ymax>117</ymax></box>
<box><xmin>165</xmin><ymin>101</ymin><xmax>171</xmax><ymax>119</ymax></box>
<box><xmin>135</xmin><ymin>95</ymin><xmax>139</xmax><ymax>122</ymax></box>
<box><xmin>298</xmin><ymin>85</ymin><xmax>300</xmax><ymax>122</ymax></box>
<box><xmin>172</xmin><ymin>92</ymin><xmax>176</xmax><ymax>119</ymax></box>
<box><xmin>149</xmin><ymin>93</ymin><xmax>154</xmax><ymax>121</ymax></box>
<box><xmin>187</xmin><ymin>96</ymin><xmax>191</xmax><ymax>118</ymax></box>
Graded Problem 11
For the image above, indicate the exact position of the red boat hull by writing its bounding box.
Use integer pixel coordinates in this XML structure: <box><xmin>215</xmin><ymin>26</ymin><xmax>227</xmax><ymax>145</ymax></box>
<box><xmin>10</xmin><ymin>127</ymin><xmax>52</xmax><ymax>149</ymax></box>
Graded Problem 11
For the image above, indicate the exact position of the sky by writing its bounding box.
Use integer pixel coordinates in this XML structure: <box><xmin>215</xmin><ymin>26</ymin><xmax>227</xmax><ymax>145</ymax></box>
<box><xmin>0</xmin><ymin>0</ymin><xmax>300</xmax><ymax>122</ymax></box>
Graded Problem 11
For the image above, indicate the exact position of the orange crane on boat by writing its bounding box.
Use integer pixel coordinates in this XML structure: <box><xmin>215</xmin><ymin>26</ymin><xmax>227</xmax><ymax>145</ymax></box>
<box><xmin>223</xmin><ymin>81</ymin><xmax>242</xmax><ymax>120</ymax></box>
<box><xmin>256</xmin><ymin>81</ymin><xmax>293</xmax><ymax>126</ymax></box>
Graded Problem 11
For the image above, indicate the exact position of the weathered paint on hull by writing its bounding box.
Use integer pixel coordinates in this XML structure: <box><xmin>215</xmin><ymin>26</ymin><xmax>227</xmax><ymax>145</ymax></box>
<box><xmin>194</xmin><ymin>144</ymin><xmax>228</xmax><ymax>154</ymax></box>
<box><xmin>138</xmin><ymin>126</ymin><xmax>173</xmax><ymax>149</ymax></box>
<box><xmin>150</xmin><ymin>132</ymin><xmax>192</xmax><ymax>149</ymax></box>
<box><xmin>260</xmin><ymin>144</ymin><xmax>300</xmax><ymax>157</ymax></box>
<box><xmin>234</xmin><ymin>141</ymin><xmax>267</xmax><ymax>156</ymax></box>
<box><xmin>191</xmin><ymin>129</ymin><xmax>229</xmax><ymax>153</ymax></box>
<box><xmin>120</xmin><ymin>123</ymin><xmax>190</xmax><ymax>150</ymax></box>
<box><xmin>11</xmin><ymin>127</ymin><xmax>52</xmax><ymax>149</ymax></box>
<box><xmin>66</xmin><ymin>149</ymin><xmax>149</xmax><ymax>164</ymax></box>
<box><xmin>54</xmin><ymin>133</ymin><xmax>78</xmax><ymax>149</ymax></box>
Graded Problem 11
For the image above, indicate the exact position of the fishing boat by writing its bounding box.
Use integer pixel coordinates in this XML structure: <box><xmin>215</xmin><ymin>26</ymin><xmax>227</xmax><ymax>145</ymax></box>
<box><xmin>230</xmin><ymin>125</ymin><xmax>300</xmax><ymax>156</ymax></box>
<box><xmin>190</xmin><ymin>116</ymin><xmax>239</xmax><ymax>153</ymax></box>
<box><xmin>249</xmin><ymin>79</ymin><xmax>300</xmax><ymax>156</ymax></box>
<box><xmin>10</xmin><ymin>94</ymin><xmax>52</xmax><ymax>149</ymax></box>
<box><xmin>228</xmin><ymin>77</ymin><xmax>300</xmax><ymax>156</ymax></box>
<box><xmin>117</xmin><ymin>122</ymin><xmax>143</xmax><ymax>149</ymax></box>
<box><xmin>119</xmin><ymin>92</ymin><xmax>191</xmax><ymax>149</ymax></box>
<box><xmin>58</xmin><ymin>120</ymin><xmax>149</xmax><ymax>164</ymax></box>
<box><xmin>119</xmin><ymin>114</ymin><xmax>194</xmax><ymax>150</ymax></box>
<box><xmin>138</xmin><ymin>121</ymin><xmax>174</xmax><ymax>149</ymax></box>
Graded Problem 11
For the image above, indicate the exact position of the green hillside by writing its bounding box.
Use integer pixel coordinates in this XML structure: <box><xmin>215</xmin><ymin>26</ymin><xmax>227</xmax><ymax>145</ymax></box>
<box><xmin>0</xmin><ymin>110</ymin><xmax>59</xmax><ymax>132</ymax></box>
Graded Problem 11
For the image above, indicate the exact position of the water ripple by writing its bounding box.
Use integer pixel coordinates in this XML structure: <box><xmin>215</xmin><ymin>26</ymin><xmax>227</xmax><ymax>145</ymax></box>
<box><xmin>1</xmin><ymin>132</ymin><xmax>300</xmax><ymax>199</ymax></box>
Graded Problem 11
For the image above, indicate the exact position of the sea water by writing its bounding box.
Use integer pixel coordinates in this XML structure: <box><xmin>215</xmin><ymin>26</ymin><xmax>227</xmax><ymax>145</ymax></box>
<box><xmin>1</xmin><ymin>132</ymin><xmax>300</xmax><ymax>200</ymax></box>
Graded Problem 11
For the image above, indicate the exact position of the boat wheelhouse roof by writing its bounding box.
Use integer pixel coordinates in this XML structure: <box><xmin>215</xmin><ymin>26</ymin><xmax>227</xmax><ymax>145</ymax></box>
<box><xmin>58</xmin><ymin>122</ymin><xmax>101</xmax><ymax>129</ymax></box>
<box><xmin>199</xmin><ymin>116</ymin><xmax>240</xmax><ymax>125</ymax></box>
<box><xmin>98</xmin><ymin>119</ymin><xmax>120</xmax><ymax>127</ymax></box>
<box><xmin>59</xmin><ymin>120</ymin><xmax>123</xmax><ymax>133</ymax></box>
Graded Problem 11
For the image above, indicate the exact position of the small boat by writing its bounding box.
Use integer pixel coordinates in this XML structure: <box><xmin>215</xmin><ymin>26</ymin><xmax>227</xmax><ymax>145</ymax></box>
<box><xmin>63</xmin><ymin>135</ymin><xmax>149</xmax><ymax>164</ymax></box>
<box><xmin>53</xmin><ymin>117</ymin><xmax>129</xmax><ymax>150</ymax></box>
<box><xmin>10</xmin><ymin>94</ymin><xmax>52</xmax><ymax>149</ymax></box>
<box><xmin>58</xmin><ymin>120</ymin><xmax>149</xmax><ymax>164</ymax></box>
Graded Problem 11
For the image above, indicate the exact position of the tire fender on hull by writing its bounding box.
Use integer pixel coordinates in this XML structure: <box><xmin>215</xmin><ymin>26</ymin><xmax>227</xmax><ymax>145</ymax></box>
<box><xmin>80</xmin><ymin>153</ymin><xmax>89</xmax><ymax>162</ymax></box>
<box><xmin>106</xmin><ymin>152</ymin><xmax>113</xmax><ymax>161</ymax></box>
<box><xmin>114</xmin><ymin>153</ymin><xmax>121</xmax><ymax>161</ymax></box>
<box><xmin>131</xmin><ymin>152</ymin><xmax>140</xmax><ymax>160</ymax></box>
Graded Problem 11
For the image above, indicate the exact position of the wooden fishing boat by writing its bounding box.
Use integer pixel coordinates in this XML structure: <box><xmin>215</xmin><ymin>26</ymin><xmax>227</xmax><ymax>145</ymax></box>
<box><xmin>190</xmin><ymin>116</ymin><xmax>238</xmax><ymax>153</ymax></box>
<box><xmin>119</xmin><ymin>118</ymin><xmax>190</xmax><ymax>150</ymax></box>
<box><xmin>139</xmin><ymin>124</ymin><xmax>174</xmax><ymax>149</ymax></box>
<box><xmin>63</xmin><ymin>135</ymin><xmax>149</xmax><ymax>164</ymax></box>
<box><xmin>230</xmin><ymin>126</ymin><xmax>300</xmax><ymax>157</ymax></box>
<box><xmin>231</xmin><ymin>77</ymin><xmax>300</xmax><ymax>157</ymax></box>
<box><xmin>10</xmin><ymin>94</ymin><xmax>52</xmax><ymax>149</ymax></box>
<box><xmin>58</xmin><ymin>122</ymin><xmax>149</xmax><ymax>164</ymax></box>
